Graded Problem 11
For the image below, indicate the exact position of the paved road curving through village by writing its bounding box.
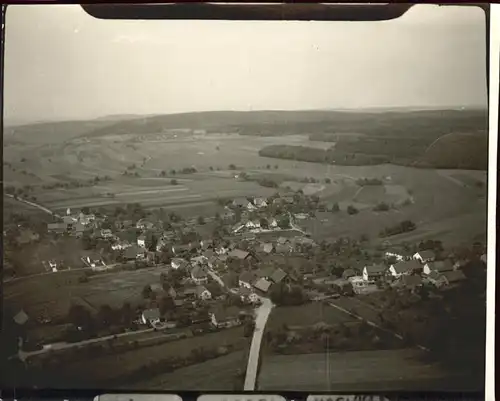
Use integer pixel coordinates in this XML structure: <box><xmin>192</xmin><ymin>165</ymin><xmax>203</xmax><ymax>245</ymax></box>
<box><xmin>244</xmin><ymin>297</ymin><xmax>274</xmax><ymax>390</ymax></box>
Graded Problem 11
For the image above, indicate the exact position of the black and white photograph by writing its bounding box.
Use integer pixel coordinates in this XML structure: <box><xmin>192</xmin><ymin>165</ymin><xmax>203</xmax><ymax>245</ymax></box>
<box><xmin>1</xmin><ymin>3</ymin><xmax>489</xmax><ymax>393</ymax></box>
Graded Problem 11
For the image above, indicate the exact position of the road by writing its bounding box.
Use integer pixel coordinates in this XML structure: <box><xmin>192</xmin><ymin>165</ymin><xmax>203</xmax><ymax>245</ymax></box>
<box><xmin>18</xmin><ymin>327</ymin><xmax>155</xmax><ymax>361</ymax></box>
<box><xmin>244</xmin><ymin>296</ymin><xmax>274</xmax><ymax>390</ymax></box>
<box><xmin>5</xmin><ymin>193</ymin><xmax>61</xmax><ymax>218</ymax></box>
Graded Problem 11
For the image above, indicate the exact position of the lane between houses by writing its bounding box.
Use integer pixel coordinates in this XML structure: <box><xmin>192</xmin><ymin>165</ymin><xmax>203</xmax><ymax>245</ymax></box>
<box><xmin>244</xmin><ymin>297</ymin><xmax>274</xmax><ymax>390</ymax></box>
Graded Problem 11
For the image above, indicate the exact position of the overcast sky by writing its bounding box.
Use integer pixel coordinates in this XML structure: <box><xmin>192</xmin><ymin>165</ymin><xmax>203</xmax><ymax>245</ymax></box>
<box><xmin>3</xmin><ymin>4</ymin><xmax>488</xmax><ymax>124</ymax></box>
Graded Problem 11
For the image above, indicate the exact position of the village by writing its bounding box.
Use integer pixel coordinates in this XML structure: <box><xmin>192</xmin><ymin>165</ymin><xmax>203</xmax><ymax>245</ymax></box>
<box><xmin>4</xmin><ymin>187</ymin><xmax>487</xmax><ymax>357</ymax></box>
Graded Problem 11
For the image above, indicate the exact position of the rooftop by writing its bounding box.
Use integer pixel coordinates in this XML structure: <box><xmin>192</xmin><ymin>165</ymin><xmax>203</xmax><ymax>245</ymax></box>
<box><xmin>392</xmin><ymin>260</ymin><xmax>421</xmax><ymax>274</ymax></box>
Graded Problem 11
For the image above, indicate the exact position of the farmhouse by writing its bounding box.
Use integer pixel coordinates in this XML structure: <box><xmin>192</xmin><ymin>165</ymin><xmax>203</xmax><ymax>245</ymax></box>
<box><xmin>101</xmin><ymin>229</ymin><xmax>113</xmax><ymax>239</ymax></box>
<box><xmin>362</xmin><ymin>264</ymin><xmax>387</xmax><ymax>282</ymax></box>
<box><xmin>258</xmin><ymin>242</ymin><xmax>274</xmax><ymax>254</ymax></box>
<box><xmin>270</xmin><ymin>267</ymin><xmax>287</xmax><ymax>284</ymax></box>
<box><xmin>389</xmin><ymin>260</ymin><xmax>421</xmax><ymax>278</ymax></box>
<box><xmin>232</xmin><ymin>198</ymin><xmax>254</xmax><ymax>210</ymax></box>
<box><xmin>253</xmin><ymin>277</ymin><xmax>272</xmax><ymax>293</ymax></box>
<box><xmin>423</xmin><ymin>260</ymin><xmax>454</xmax><ymax>275</ymax></box>
<box><xmin>228</xmin><ymin>249</ymin><xmax>251</xmax><ymax>260</ymax></box>
<box><xmin>191</xmin><ymin>265</ymin><xmax>208</xmax><ymax>284</ymax></box>
<box><xmin>253</xmin><ymin>197</ymin><xmax>268</xmax><ymax>208</ymax></box>
<box><xmin>171</xmin><ymin>258</ymin><xmax>189</xmax><ymax>270</ymax></box>
<box><xmin>82</xmin><ymin>254</ymin><xmax>105</xmax><ymax>270</ymax></box>
<box><xmin>141</xmin><ymin>308</ymin><xmax>161</xmax><ymax>326</ymax></box>
<box><xmin>239</xmin><ymin>271</ymin><xmax>258</xmax><ymax>289</ymax></box>
<box><xmin>78</xmin><ymin>212</ymin><xmax>96</xmax><ymax>225</ymax></box>
<box><xmin>210</xmin><ymin>307</ymin><xmax>243</xmax><ymax>329</ymax></box>
<box><xmin>426</xmin><ymin>271</ymin><xmax>448</xmax><ymax>288</ymax></box>
<box><xmin>124</xmin><ymin>245</ymin><xmax>145</xmax><ymax>261</ymax></box>
<box><xmin>136</xmin><ymin>219</ymin><xmax>154</xmax><ymax>230</ymax></box>
<box><xmin>196</xmin><ymin>286</ymin><xmax>212</xmax><ymax>301</ymax></box>
<box><xmin>238</xmin><ymin>287</ymin><xmax>260</xmax><ymax>304</ymax></box>
<box><xmin>413</xmin><ymin>250</ymin><xmax>436</xmax><ymax>263</ymax></box>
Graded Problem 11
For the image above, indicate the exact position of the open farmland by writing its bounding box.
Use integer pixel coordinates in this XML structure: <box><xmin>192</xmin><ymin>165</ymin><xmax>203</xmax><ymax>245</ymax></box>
<box><xmin>257</xmin><ymin>348</ymin><xmax>477</xmax><ymax>391</ymax></box>
<box><xmin>134</xmin><ymin>350</ymin><xmax>248</xmax><ymax>390</ymax></box>
<box><xmin>3</xmin><ymin>266</ymin><xmax>170</xmax><ymax>323</ymax></box>
<box><xmin>266</xmin><ymin>303</ymin><xmax>358</xmax><ymax>331</ymax></box>
<box><xmin>30</xmin><ymin>327</ymin><xmax>248</xmax><ymax>389</ymax></box>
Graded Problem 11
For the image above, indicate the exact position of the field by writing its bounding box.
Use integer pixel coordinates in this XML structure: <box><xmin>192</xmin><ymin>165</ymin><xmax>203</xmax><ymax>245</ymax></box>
<box><xmin>133</xmin><ymin>350</ymin><xmax>248</xmax><ymax>390</ymax></box>
<box><xmin>266</xmin><ymin>303</ymin><xmax>357</xmax><ymax>331</ymax></box>
<box><xmin>4</xmin><ymin>266</ymin><xmax>169</xmax><ymax>323</ymax></box>
<box><xmin>257</xmin><ymin>348</ymin><xmax>478</xmax><ymax>391</ymax></box>
<box><xmin>30</xmin><ymin>326</ymin><xmax>247</xmax><ymax>389</ymax></box>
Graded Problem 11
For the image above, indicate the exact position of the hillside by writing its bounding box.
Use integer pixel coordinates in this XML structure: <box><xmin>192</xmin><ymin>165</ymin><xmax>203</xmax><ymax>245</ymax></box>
<box><xmin>418</xmin><ymin>132</ymin><xmax>489</xmax><ymax>170</ymax></box>
<box><xmin>3</xmin><ymin>120</ymin><xmax>117</xmax><ymax>144</ymax></box>
<box><xmin>82</xmin><ymin>109</ymin><xmax>488</xmax><ymax>139</ymax></box>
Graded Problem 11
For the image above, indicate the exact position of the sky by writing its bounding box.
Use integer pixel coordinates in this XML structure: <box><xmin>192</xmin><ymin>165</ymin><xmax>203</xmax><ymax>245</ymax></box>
<box><xmin>3</xmin><ymin>4</ymin><xmax>488</xmax><ymax>124</ymax></box>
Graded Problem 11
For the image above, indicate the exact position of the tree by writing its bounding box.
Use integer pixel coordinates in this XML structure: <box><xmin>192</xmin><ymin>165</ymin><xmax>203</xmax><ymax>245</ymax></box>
<box><xmin>277</xmin><ymin>216</ymin><xmax>290</xmax><ymax>229</ymax></box>
<box><xmin>197</xmin><ymin>216</ymin><xmax>206</xmax><ymax>225</ymax></box>
<box><xmin>373</xmin><ymin>202</ymin><xmax>390</xmax><ymax>212</ymax></box>
<box><xmin>229</xmin><ymin>164</ymin><xmax>237</xmax><ymax>170</ymax></box>
<box><xmin>170</xmin><ymin>169</ymin><xmax>176</xmax><ymax>175</ymax></box>
<box><xmin>142</xmin><ymin>285</ymin><xmax>153</xmax><ymax>299</ymax></box>
<box><xmin>266</xmin><ymin>164</ymin><xmax>271</xmax><ymax>169</ymax></box>
<box><xmin>259</xmin><ymin>218</ymin><xmax>269</xmax><ymax>229</ymax></box>
<box><xmin>81</xmin><ymin>207</ymin><xmax>90</xmax><ymax>215</ymax></box>
<box><xmin>209</xmin><ymin>166</ymin><xmax>214</xmax><ymax>171</ymax></box>
<box><xmin>325</xmin><ymin>178</ymin><xmax>331</xmax><ymax>184</ymax></box>
<box><xmin>347</xmin><ymin>205</ymin><xmax>359</xmax><ymax>215</ymax></box>
<box><xmin>331</xmin><ymin>202</ymin><xmax>340</xmax><ymax>213</ymax></box>
<box><xmin>159</xmin><ymin>296</ymin><xmax>175</xmax><ymax>315</ymax></box>
<box><xmin>121</xmin><ymin>302</ymin><xmax>133</xmax><ymax>327</ymax></box>
<box><xmin>170</xmin><ymin>179</ymin><xmax>178</xmax><ymax>185</ymax></box>
<box><xmin>160</xmin><ymin>170</ymin><xmax>166</xmax><ymax>177</ymax></box>
<box><xmin>97</xmin><ymin>304</ymin><xmax>114</xmax><ymax>327</ymax></box>
<box><xmin>67</xmin><ymin>304</ymin><xmax>92</xmax><ymax>329</ymax></box>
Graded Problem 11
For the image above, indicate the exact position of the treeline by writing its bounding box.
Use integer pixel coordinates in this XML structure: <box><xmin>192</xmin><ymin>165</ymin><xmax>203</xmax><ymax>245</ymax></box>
<box><xmin>379</xmin><ymin>220</ymin><xmax>416</xmax><ymax>238</ymax></box>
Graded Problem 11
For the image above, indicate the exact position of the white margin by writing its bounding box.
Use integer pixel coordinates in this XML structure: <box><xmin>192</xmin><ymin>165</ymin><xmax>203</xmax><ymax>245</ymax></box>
<box><xmin>486</xmin><ymin>4</ymin><xmax>499</xmax><ymax>401</ymax></box>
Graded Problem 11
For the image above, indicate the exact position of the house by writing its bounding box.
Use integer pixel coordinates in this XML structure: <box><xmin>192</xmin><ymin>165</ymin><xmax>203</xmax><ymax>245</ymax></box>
<box><xmin>426</xmin><ymin>271</ymin><xmax>448</xmax><ymax>288</ymax></box>
<box><xmin>441</xmin><ymin>270</ymin><xmax>467</xmax><ymax>286</ymax></box>
<box><xmin>389</xmin><ymin>260</ymin><xmax>421</xmax><ymax>278</ymax></box>
<box><xmin>82</xmin><ymin>255</ymin><xmax>105</xmax><ymax>270</ymax></box>
<box><xmin>413</xmin><ymin>250</ymin><xmax>436</xmax><ymax>263</ymax></box>
<box><xmin>275</xmin><ymin>243</ymin><xmax>292</xmax><ymax>254</ymax></box>
<box><xmin>191</xmin><ymin>265</ymin><xmax>208</xmax><ymax>284</ymax></box>
<box><xmin>112</xmin><ymin>240</ymin><xmax>131</xmax><ymax>251</ymax></box>
<box><xmin>79</xmin><ymin>212</ymin><xmax>96</xmax><ymax>226</ymax></box>
<box><xmin>228</xmin><ymin>249</ymin><xmax>251</xmax><ymax>260</ymax></box>
<box><xmin>124</xmin><ymin>245</ymin><xmax>145</xmax><ymax>261</ymax></box>
<box><xmin>210</xmin><ymin>307</ymin><xmax>243</xmax><ymax>328</ymax></box>
<box><xmin>136</xmin><ymin>219</ymin><xmax>155</xmax><ymax>230</ymax></box>
<box><xmin>385</xmin><ymin>250</ymin><xmax>411</xmax><ymax>262</ymax></box>
<box><xmin>245</xmin><ymin>220</ymin><xmax>261</xmax><ymax>229</ymax></box>
<box><xmin>232</xmin><ymin>198</ymin><xmax>254</xmax><ymax>210</ymax></box>
<box><xmin>62</xmin><ymin>215</ymin><xmax>78</xmax><ymax>225</ymax></box>
<box><xmin>171</xmin><ymin>258</ymin><xmax>189</xmax><ymax>270</ymax></box>
<box><xmin>47</xmin><ymin>222</ymin><xmax>69</xmax><ymax>234</ymax></box>
<box><xmin>342</xmin><ymin>269</ymin><xmax>356</xmax><ymax>280</ymax></box>
<box><xmin>239</xmin><ymin>287</ymin><xmax>260</xmax><ymax>304</ymax></box>
<box><xmin>253</xmin><ymin>277</ymin><xmax>272</xmax><ymax>293</ymax></box>
<box><xmin>270</xmin><ymin>267</ymin><xmax>287</xmax><ymax>284</ymax></box>
<box><xmin>239</xmin><ymin>271</ymin><xmax>257</xmax><ymax>289</ymax></box>
<box><xmin>258</xmin><ymin>242</ymin><xmax>274</xmax><ymax>254</ymax></box>
<box><xmin>423</xmin><ymin>260</ymin><xmax>454</xmax><ymax>275</ymax></box>
<box><xmin>269</xmin><ymin>218</ymin><xmax>278</xmax><ymax>228</ymax></box>
<box><xmin>141</xmin><ymin>308</ymin><xmax>161</xmax><ymax>326</ymax></box>
<box><xmin>362</xmin><ymin>264</ymin><xmax>387</xmax><ymax>282</ymax></box>
<box><xmin>253</xmin><ymin>197</ymin><xmax>268</xmax><ymax>208</ymax></box>
<box><xmin>171</xmin><ymin>243</ymin><xmax>193</xmax><ymax>255</ymax></box>
<box><xmin>137</xmin><ymin>234</ymin><xmax>147</xmax><ymax>248</ymax></box>
<box><xmin>101</xmin><ymin>229</ymin><xmax>113</xmax><ymax>239</ymax></box>
<box><xmin>256</xmin><ymin>266</ymin><xmax>275</xmax><ymax>280</ymax></box>
<box><xmin>195</xmin><ymin>286</ymin><xmax>212</xmax><ymax>301</ymax></box>
<box><xmin>215</xmin><ymin>245</ymin><xmax>230</xmax><ymax>255</ymax></box>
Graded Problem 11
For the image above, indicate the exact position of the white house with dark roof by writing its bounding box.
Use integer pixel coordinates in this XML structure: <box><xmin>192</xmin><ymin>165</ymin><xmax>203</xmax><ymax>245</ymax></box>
<box><xmin>195</xmin><ymin>286</ymin><xmax>212</xmax><ymax>301</ymax></box>
<box><xmin>413</xmin><ymin>250</ymin><xmax>436</xmax><ymax>263</ymax></box>
<box><xmin>362</xmin><ymin>264</ymin><xmax>387</xmax><ymax>282</ymax></box>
